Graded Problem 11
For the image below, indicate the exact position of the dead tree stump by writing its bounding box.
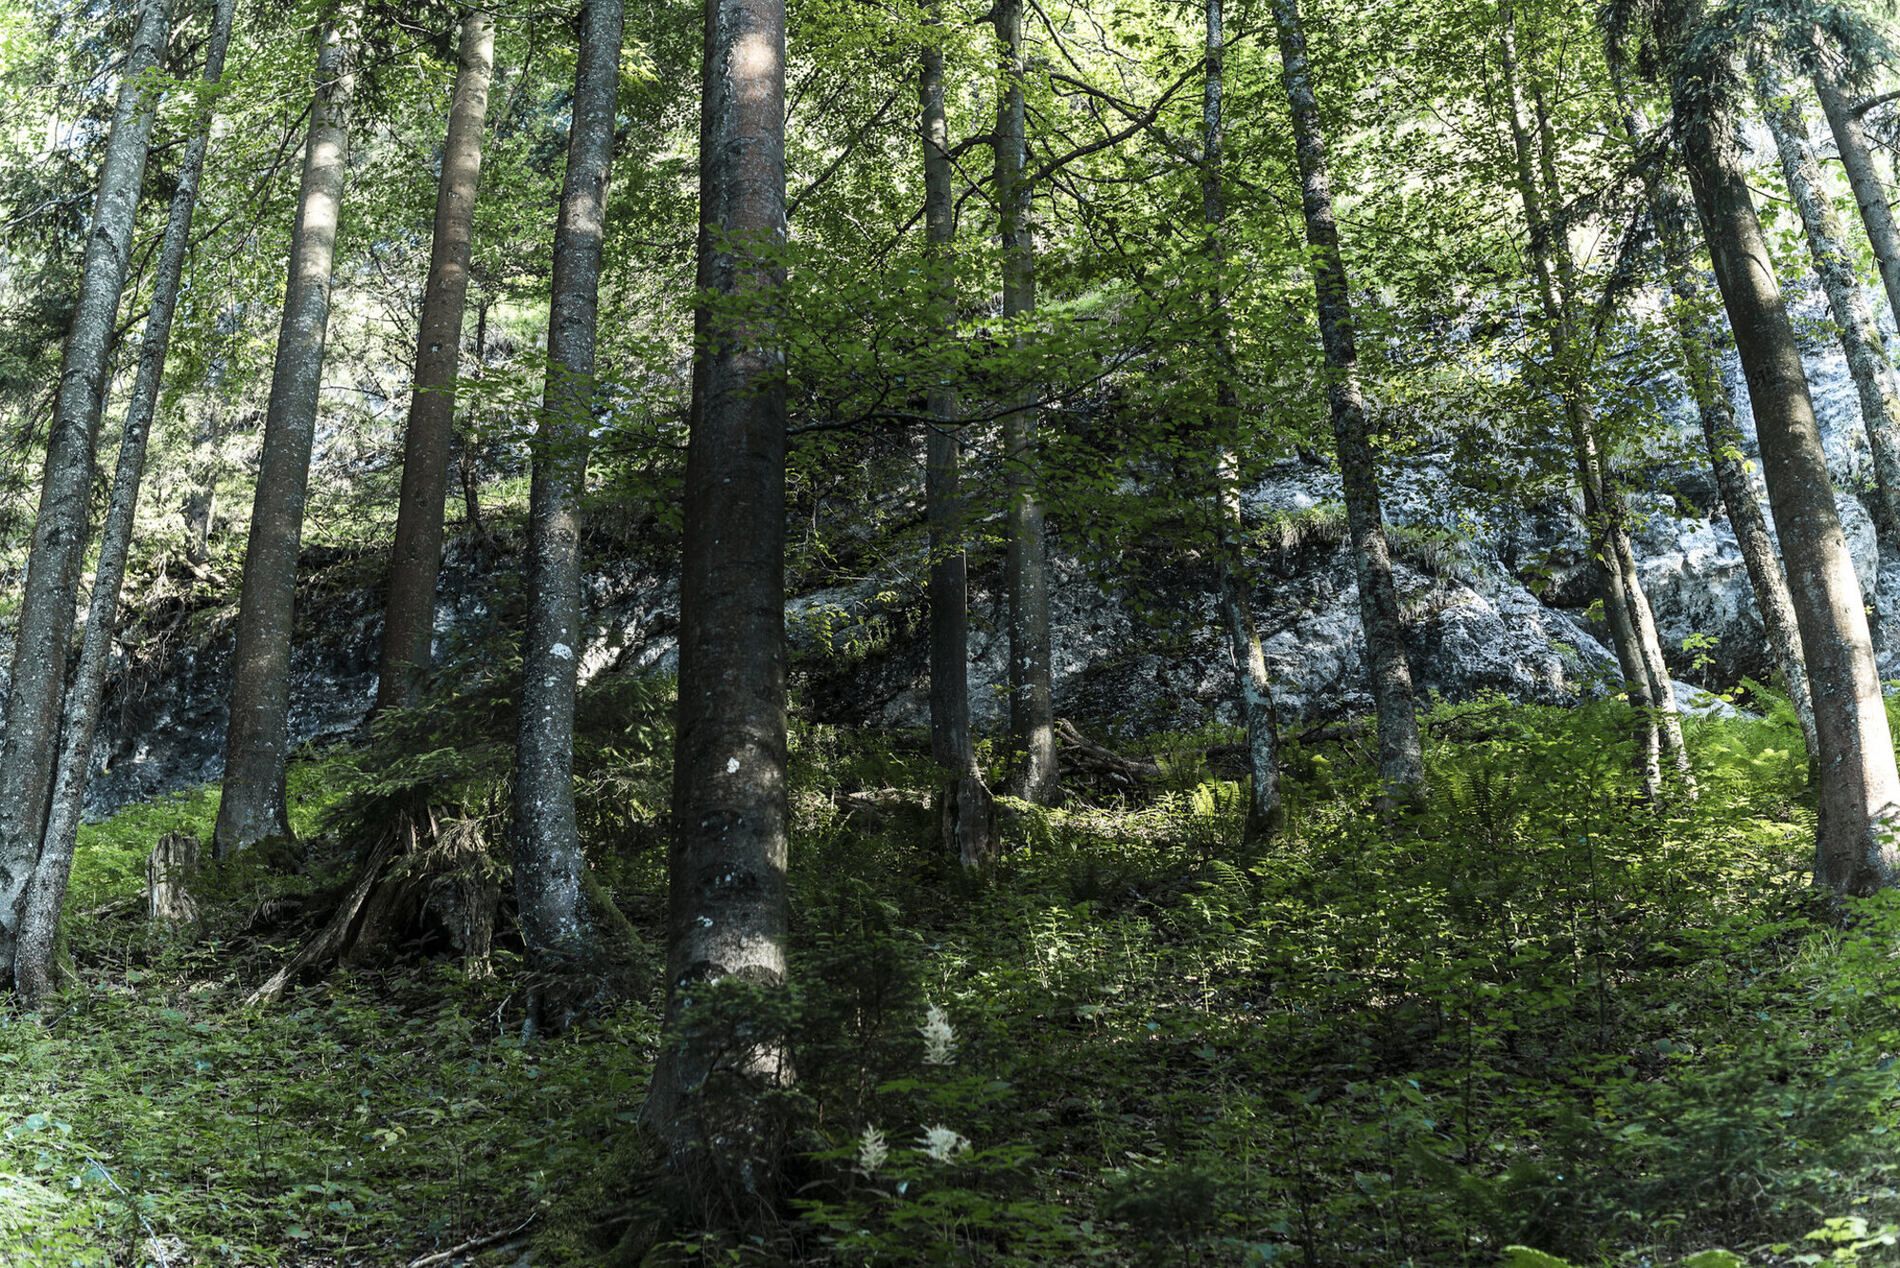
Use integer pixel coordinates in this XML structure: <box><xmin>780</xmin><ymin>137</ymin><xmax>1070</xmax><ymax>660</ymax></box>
<box><xmin>147</xmin><ymin>831</ymin><xmax>200</xmax><ymax>925</ymax></box>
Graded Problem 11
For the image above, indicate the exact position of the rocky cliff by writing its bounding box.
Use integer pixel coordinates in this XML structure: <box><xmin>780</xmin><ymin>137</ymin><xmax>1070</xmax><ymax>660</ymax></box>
<box><xmin>4</xmin><ymin>288</ymin><xmax>1893</xmax><ymax>817</ymax></box>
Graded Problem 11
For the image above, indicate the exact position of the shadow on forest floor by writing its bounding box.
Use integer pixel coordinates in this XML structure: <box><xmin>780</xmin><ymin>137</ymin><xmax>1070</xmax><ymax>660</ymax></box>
<box><xmin>4</xmin><ymin>684</ymin><xmax>1899</xmax><ymax>1266</ymax></box>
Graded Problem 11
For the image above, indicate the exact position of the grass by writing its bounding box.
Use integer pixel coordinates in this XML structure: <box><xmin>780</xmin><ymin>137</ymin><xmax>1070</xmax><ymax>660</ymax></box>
<box><xmin>3</xmin><ymin>689</ymin><xmax>1899</xmax><ymax>1264</ymax></box>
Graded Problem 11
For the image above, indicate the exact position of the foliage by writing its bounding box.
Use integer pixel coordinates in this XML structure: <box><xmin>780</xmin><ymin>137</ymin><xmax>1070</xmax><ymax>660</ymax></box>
<box><xmin>15</xmin><ymin>696</ymin><xmax>1900</xmax><ymax>1262</ymax></box>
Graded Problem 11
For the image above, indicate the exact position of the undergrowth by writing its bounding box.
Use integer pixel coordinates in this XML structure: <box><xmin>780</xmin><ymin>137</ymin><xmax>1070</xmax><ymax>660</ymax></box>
<box><xmin>3</xmin><ymin>685</ymin><xmax>1899</xmax><ymax>1265</ymax></box>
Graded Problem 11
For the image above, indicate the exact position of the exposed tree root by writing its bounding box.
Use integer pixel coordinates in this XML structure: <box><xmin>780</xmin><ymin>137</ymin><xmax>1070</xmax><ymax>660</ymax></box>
<box><xmin>247</xmin><ymin>806</ymin><xmax>500</xmax><ymax>1006</ymax></box>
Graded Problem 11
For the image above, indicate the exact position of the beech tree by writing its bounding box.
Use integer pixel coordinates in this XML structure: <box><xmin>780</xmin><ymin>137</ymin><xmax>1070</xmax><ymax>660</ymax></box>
<box><xmin>0</xmin><ymin>0</ymin><xmax>169</xmax><ymax>973</ymax></box>
<box><xmin>1610</xmin><ymin>62</ymin><xmax>1818</xmax><ymax>758</ymax></box>
<box><xmin>1757</xmin><ymin>60</ymin><xmax>1900</xmax><ymax>551</ymax></box>
<box><xmin>1203</xmin><ymin>0</ymin><xmax>1283</xmax><ymax>841</ymax></box>
<box><xmin>14</xmin><ymin>0</ymin><xmax>241</xmax><ymax>1006</ymax></box>
<box><xmin>1650</xmin><ymin>0</ymin><xmax>1900</xmax><ymax>892</ymax></box>
<box><xmin>1500</xmin><ymin>4</ymin><xmax>1690</xmax><ymax>797</ymax></box>
<box><xmin>1813</xmin><ymin>39</ymin><xmax>1900</xmax><ymax>333</ymax></box>
<box><xmin>919</xmin><ymin>0</ymin><xmax>994</xmax><ymax>868</ymax></box>
<box><xmin>1271</xmin><ymin>0</ymin><xmax>1424</xmax><ymax>800</ymax></box>
<box><xmin>377</xmin><ymin>8</ymin><xmax>496</xmax><ymax>712</ymax></box>
<box><xmin>643</xmin><ymin>0</ymin><xmax>793</xmax><ymax>1212</ymax></box>
<box><xmin>993</xmin><ymin>0</ymin><xmax>1057</xmax><ymax>805</ymax></box>
<box><xmin>508</xmin><ymin>0</ymin><xmax>628</xmax><ymax>1015</ymax></box>
<box><xmin>214</xmin><ymin>13</ymin><xmax>359</xmax><ymax>855</ymax></box>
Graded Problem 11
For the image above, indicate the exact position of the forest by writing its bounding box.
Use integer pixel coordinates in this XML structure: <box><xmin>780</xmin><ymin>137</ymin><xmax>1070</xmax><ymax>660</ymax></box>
<box><xmin>12</xmin><ymin>0</ymin><xmax>1900</xmax><ymax>1262</ymax></box>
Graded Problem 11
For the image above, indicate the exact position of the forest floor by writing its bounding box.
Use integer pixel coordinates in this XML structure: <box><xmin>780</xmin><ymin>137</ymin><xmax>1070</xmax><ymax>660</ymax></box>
<box><xmin>3</xmin><ymin>685</ymin><xmax>1899</xmax><ymax>1266</ymax></box>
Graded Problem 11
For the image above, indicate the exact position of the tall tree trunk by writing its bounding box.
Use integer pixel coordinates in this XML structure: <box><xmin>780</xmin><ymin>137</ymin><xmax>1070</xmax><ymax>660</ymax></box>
<box><xmin>1758</xmin><ymin>61</ymin><xmax>1900</xmax><ymax>550</ymax></box>
<box><xmin>993</xmin><ymin>0</ymin><xmax>1057</xmax><ymax>805</ymax></box>
<box><xmin>920</xmin><ymin>1</ymin><xmax>994</xmax><ymax>868</ymax></box>
<box><xmin>458</xmin><ymin>296</ymin><xmax>490</xmax><ymax>535</ymax></box>
<box><xmin>1270</xmin><ymin>0</ymin><xmax>1424</xmax><ymax>801</ymax></box>
<box><xmin>1814</xmin><ymin>51</ymin><xmax>1900</xmax><ymax>332</ymax></box>
<box><xmin>1499</xmin><ymin>10</ymin><xmax>1672</xmax><ymax>797</ymax></box>
<box><xmin>14</xmin><ymin>0</ymin><xmax>240</xmax><ymax>1007</ymax></box>
<box><xmin>1532</xmin><ymin>55</ymin><xmax>1693</xmax><ymax>790</ymax></box>
<box><xmin>1611</xmin><ymin>67</ymin><xmax>1819</xmax><ymax>758</ymax></box>
<box><xmin>641</xmin><ymin>0</ymin><xmax>791</xmax><ymax>1216</ymax></box>
<box><xmin>213</xmin><ymin>17</ymin><xmax>357</xmax><ymax>856</ymax></box>
<box><xmin>181</xmin><ymin>399</ymin><xmax>223</xmax><ymax>567</ymax></box>
<box><xmin>0</xmin><ymin>0</ymin><xmax>169</xmax><ymax>973</ymax></box>
<box><xmin>376</xmin><ymin>8</ymin><xmax>495</xmax><ymax>712</ymax></box>
<box><xmin>508</xmin><ymin>0</ymin><xmax>624</xmax><ymax>1006</ymax></box>
<box><xmin>1204</xmin><ymin>0</ymin><xmax>1283</xmax><ymax>842</ymax></box>
<box><xmin>1671</xmin><ymin>49</ymin><xmax>1900</xmax><ymax>895</ymax></box>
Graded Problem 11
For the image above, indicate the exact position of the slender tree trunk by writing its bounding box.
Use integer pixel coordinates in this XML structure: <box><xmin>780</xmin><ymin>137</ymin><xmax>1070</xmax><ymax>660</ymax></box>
<box><xmin>0</xmin><ymin>0</ymin><xmax>169</xmax><ymax>973</ymax></box>
<box><xmin>1814</xmin><ymin>51</ymin><xmax>1900</xmax><ymax>332</ymax></box>
<box><xmin>641</xmin><ymin>0</ymin><xmax>791</xmax><ymax>1216</ymax></box>
<box><xmin>1758</xmin><ymin>61</ymin><xmax>1900</xmax><ymax>550</ymax></box>
<box><xmin>376</xmin><ymin>9</ymin><xmax>495</xmax><ymax>712</ymax></box>
<box><xmin>508</xmin><ymin>0</ymin><xmax>624</xmax><ymax>1001</ymax></box>
<box><xmin>213</xmin><ymin>17</ymin><xmax>357</xmax><ymax>856</ymax></box>
<box><xmin>181</xmin><ymin>399</ymin><xmax>223</xmax><ymax>567</ymax></box>
<box><xmin>1500</xmin><ymin>10</ymin><xmax>1672</xmax><ymax>797</ymax></box>
<box><xmin>993</xmin><ymin>0</ymin><xmax>1057</xmax><ymax>805</ymax></box>
<box><xmin>458</xmin><ymin>296</ymin><xmax>490</xmax><ymax>535</ymax></box>
<box><xmin>1270</xmin><ymin>0</ymin><xmax>1424</xmax><ymax>800</ymax></box>
<box><xmin>1532</xmin><ymin>57</ymin><xmax>1692</xmax><ymax>789</ymax></box>
<box><xmin>1611</xmin><ymin>64</ymin><xmax>1819</xmax><ymax>757</ymax></box>
<box><xmin>1204</xmin><ymin>0</ymin><xmax>1283</xmax><ymax>842</ymax></box>
<box><xmin>1673</xmin><ymin>56</ymin><xmax>1900</xmax><ymax>895</ymax></box>
<box><xmin>14</xmin><ymin>0</ymin><xmax>239</xmax><ymax>1006</ymax></box>
<box><xmin>920</xmin><ymin>2</ymin><xmax>994</xmax><ymax>869</ymax></box>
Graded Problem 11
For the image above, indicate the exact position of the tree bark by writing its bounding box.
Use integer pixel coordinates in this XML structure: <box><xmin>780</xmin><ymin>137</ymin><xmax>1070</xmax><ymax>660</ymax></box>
<box><xmin>14</xmin><ymin>0</ymin><xmax>239</xmax><ymax>1007</ymax></box>
<box><xmin>180</xmin><ymin>398</ymin><xmax>223</xmax><ymax>567</ymax></box>
<box><xmin>213</xmin><ymin>17</ymin><xmax>357</xmax><ymax>856</ymax></box>
<box><xmin>1814</xmin><ymin>50</ymin><xmax>1900</xmax><ymax>333</ymax></box>
<box><xmin>1758</xmin><ymin>61</ymin><xmax>1900</xmax><ymax>550</ymax></box>
<box><xmin>1206</xmin><ymin>0</ymin><xmax>1284</xmax><ymax>840</ymax></box>
<box><xmin>1270</xmin><ymin>0</ymin><xmax>1425</xmax><ymax>801</ymax></box>
<box><xmin>641</xmin><ymin>0</ymin><xmax>792</xmax><ymax>1216</ymax></box>
<box><xmin>1610</xmin><ymin>63</ymin><xmax>1819</xmax><ymax>758</ymax></box>
<box><xmin>1499</xmin><ymin>9</ymin><xmax>1679</xmax><ymax>797</ymax></box>
<box><xmin>508</xmin><ymin>0</ymin><xmax>624</xmax><ymax>998</ymax></box>
<box><xmin>376</xmin><ymin>8</ymin><xmax>495</xmax><ymax>712</ymax></box>
<box><xmin>1673</xmin><ymin>54</ymin><xmax>1900</xmax><ymax>895</ymax></box>
<box><xmin>920</xmin><ymin>0</ymin><xmax>994</xmax><ymax>869</ymax></box>
<box><xmin>993</xmin><ymin>0</ymin><xmax>1057</xmax><ymax>805</ymax></box>
<box><xmin>0</xmin><ymin>0</ymin><xmax>169</xmax><ymax>974</ymax></box>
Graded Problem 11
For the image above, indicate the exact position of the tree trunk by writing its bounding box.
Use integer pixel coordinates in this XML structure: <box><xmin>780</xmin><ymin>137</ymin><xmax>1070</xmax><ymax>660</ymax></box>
<box><xmin>0</xmin><ymin>0</ymin><xmax>169</xmax><ymax>974</ymax></box>
<box><xmin>1270</xmin><ymin>0</ymin><xmax>1425</xmax><ymax>801</ymax></box>
<box><xmin>1531</xmin><ymin>52</ymin><xmax>1693</xmax><ymax>791</ymax></box>
<box><xmin>214</xmin><ymin>18</ymin><xmax>357</xmax><ymax>856</ymax></box>
<box><xmin>1499</xmin><ymin>9</ymin><xmax>1675</xmax><ymax>797</ymax></box>
<box><xmin>641</xmin><ymin>0</ymin><xmax>791</xmax><ymax>1218</ymax></box>
<box><xmin>1203</xmin><ymin>0</ymin><xmax>1283</xmax><ymax>841</ymax></box>
<box><xmin>14</xmin><ymin>0</ymin><xmax>239</xmax><ymax>1007</ymax></box>
<box><xmin>1758</xmin><ymin>61</ymin><xmax>1900</xmax><ymax>550</ymax></box>
<box><xmin>993</xmin><ymin>0</ymin><xmax>1057</xmax><ymax>805</ymax></box>
<box><xmin>376</xmin><ymin>8</ymin><xmax>495</xmax><ymax>712</ymax></box>
<box><xmin>508</xmin><ymin>0</ymin><xmax>624</xmax><ymax>1003</ymax></box>
<box><xmin>1611</xmin><ymin>62</ymin><xmax>1819</xmax><ymax>758</ymax></box>
<box><xmin>180</xmin><ymin>399</ymin><xmax>223</xmax><ymax>567</ymax></box>
<box><xmin>1674</xmin><ymin>64</ymin><xmax>1900</xmax><ymax>895</ymax></box>
<box><xmin>458</xmin><ymin>298</ymin><xmax>490</xmax><ymax>534</ymax></box>
<box><xmin>1814</xmin><ymin>51</ymin><xmax>1900</xmax><ymax>333</ymax></box>
<box><xmin>920</xmin><ymin>1</ymin><xmax>994</xmax><ymax>869</ymax></box>
<box><xmin>145</xmin><ymin>832</ymin><xmax>201</xmax><ymax>927</ymax></box>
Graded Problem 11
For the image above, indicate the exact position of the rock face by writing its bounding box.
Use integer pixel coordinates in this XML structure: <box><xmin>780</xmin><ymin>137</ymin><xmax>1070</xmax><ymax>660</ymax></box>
<box><xmin>3</xmin><ymin>286</ymin><xmax>1890</xmax><ymax>816</ymax></box>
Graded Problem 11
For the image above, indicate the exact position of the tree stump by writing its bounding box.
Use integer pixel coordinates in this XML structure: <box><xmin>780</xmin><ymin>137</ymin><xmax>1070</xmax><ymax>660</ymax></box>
<box><xmin>147</xmin><ymin>831</ymin><xmax>200</xmax><ymax>925</ymax></box>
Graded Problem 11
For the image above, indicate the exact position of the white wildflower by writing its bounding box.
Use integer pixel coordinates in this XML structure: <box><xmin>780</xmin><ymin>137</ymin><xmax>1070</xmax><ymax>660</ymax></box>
<box><xmin>856</xmin><ymin>1125</ymin><xmax>889</xmax><ymax>1174</ymax></box>
<box><xmin>919</xmin><ymin>1000</ymin><xmax>957</xmax><ymax>1066</ymax></box>
<box><xmin>918</xmin><ymin>1125</ymin><xmax>970</xmax><ymax>1163</ymax></box>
